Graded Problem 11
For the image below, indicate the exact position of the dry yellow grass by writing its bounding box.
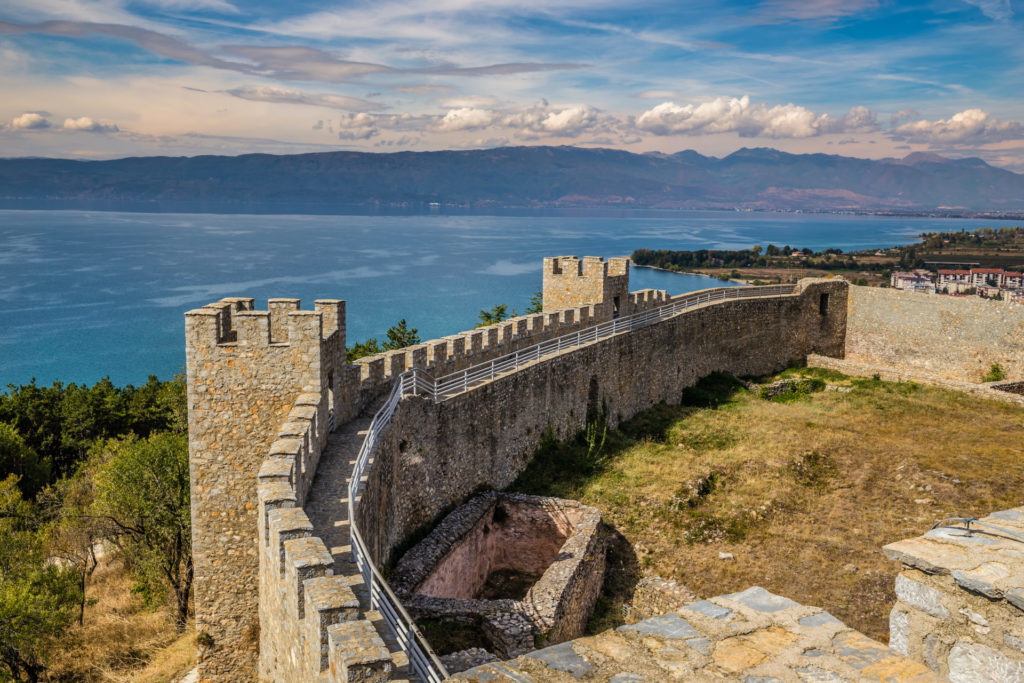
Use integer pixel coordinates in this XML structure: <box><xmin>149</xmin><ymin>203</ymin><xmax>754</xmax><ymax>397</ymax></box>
<box><xmin>47</xmin><ymin>557</ymin><xmax>194</xmax><ymax>682</ymax></box>
<box><xmin>511</xmin><ymin>368</ymin><xmax>1024</xmax><ymax>642</ymax></box>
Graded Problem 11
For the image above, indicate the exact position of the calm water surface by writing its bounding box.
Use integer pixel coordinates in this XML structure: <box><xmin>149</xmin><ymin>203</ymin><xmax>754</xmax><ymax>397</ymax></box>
<box><xmin>0</xmin><ymin>209</ymin><xmax>998</xmax><ymax>386</ymax></box>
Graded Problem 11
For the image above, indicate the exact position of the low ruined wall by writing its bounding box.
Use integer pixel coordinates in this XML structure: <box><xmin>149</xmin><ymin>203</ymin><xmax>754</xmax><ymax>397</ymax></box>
<box><xmin>846</xmin><ymin>286</ymin><xmax>1024</xmax><ymax>382</ymax></box>
<box><xmin>884</xmin><ymin>507</ymin><xmax>1024</xmax><ymax>681</ymax></box>
<box><xmin>358</xmin><ymin>279</ymin><xmax>847</xmax><ymax>569</ymax></box>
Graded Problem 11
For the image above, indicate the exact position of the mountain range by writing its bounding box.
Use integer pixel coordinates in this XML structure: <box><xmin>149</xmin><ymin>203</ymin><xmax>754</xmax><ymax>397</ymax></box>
<box><xmin>1</xmin><ymin>146</ymin><xmax>1022</xmax><ymax>212</ymax></box>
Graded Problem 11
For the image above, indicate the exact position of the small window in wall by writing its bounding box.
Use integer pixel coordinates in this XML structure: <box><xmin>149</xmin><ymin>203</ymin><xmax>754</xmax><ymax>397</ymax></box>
<box><xmin>613</xmin><ymin>296</ymin><xmax>621</xmax><ymax>319</ymax></box>
<box><xmin>819</xmin><ymin>292</ymin><xmax>830</xmax><ymax>316</ymax></box>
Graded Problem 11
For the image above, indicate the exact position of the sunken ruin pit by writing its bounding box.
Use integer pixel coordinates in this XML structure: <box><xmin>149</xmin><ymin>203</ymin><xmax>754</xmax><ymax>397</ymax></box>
<box><xmin>391</xmin><ymin>492</ymin><xmax>605</xmax><ymax>668</ymax></box>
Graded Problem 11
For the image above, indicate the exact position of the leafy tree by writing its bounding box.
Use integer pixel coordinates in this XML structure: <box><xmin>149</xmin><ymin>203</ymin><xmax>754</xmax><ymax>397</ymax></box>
<box><xmin>383</xmin><ymin>319</ymin><xmax>420</xmax><ymax>350</ymax></box>
<box><xmin>525</xmin><ymin>289</ymin><xmax>544</xmax><ymax>315</ymax></box>
<box><xmin>0</xmin><ymin>424</ymin><xmax>48</xmax><ymax>500</ymax></box>
<box><xmin>347</xmin><ymin>319</ymin><xmax>422</xmax><ymax>362</ymax></box>
<box><xmin>346</xmin><ymin>338</ymin><xmax>383</xmax><ymax>362</ymax></box>
<box><xmin>0</xmin><ymin>375</ymin><xmax>187</xmax><ymax>491</ymax></box>
<box><xmin>38</xmin><ymin>473</ymin><xmax>106</xmax><ymax>626</ymax></box>
<box><xmin>0</xmin><ymin>476</ymin><xmax>82</xmax><ymax>682</ymax></box>
<box><xmin>90</xmin><ymin>432</ymin><xmax>192</xmax><ymax>630</ymax></box>
<box><xmin>476</xmin><ymin>303</ymin><xmax>515</xmax><ymax>327</ymax></box>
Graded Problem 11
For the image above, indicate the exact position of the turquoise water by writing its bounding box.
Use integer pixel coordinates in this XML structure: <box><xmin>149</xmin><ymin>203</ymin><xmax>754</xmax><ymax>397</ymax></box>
<box><xmin>0</xmin><ymin>209</ymin><xmax>997</xmax><ymax>386</ymax></box>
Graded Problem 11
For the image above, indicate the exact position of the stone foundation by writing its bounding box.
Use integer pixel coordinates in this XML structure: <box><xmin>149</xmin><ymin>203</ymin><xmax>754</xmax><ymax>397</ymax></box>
<box><xmin>391</xmin><ymin>492</ymin><xmax>606</xmax><ymax>658</ymax></box>
<box><xmin>884</xmin><ymin>507</ymin><xmax>1024</xmax><ymax>681</ymax></box>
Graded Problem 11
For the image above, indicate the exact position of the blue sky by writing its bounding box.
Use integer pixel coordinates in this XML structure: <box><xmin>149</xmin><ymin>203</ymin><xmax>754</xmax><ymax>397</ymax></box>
<box><xmin>1</xmin><ymin>0</ymin><xmax>1023</xmax><ymax>168</ymax></box>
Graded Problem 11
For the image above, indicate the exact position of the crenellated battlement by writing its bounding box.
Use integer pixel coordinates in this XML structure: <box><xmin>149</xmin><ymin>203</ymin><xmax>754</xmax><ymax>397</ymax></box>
<box><xmin>188</xmin><ymin>261</ymin><xmax>853</xmax><ymax>682</ymax></box>
<box><xmin>543</xmin><ymin>255</ymin><xmax>631</xmax><ymax>317</ymax></box>
<box><xmin>186</xmin><ymin>297</ymin><xmax>345</xmax><ymax>348</ymax></box>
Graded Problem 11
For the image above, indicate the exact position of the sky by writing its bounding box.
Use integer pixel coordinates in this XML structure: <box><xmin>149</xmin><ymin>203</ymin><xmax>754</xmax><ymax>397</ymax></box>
<box><xmin>1</xmin><ymin>0</ymin><xmax>1023</xmax><ymax>169</ymax></box>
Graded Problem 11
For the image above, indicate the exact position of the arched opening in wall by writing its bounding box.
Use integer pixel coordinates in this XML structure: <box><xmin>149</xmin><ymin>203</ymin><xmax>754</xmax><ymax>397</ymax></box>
<box><xmin>819</xmin><ymin>293</ymin><xmax>830</xmax><ymax>316</ymax></box>
<box><xmin>613</xmin><ymin>296</ymin><xmax>621</xmax><ymax>319</ymax></box>
<box><xmin>327</xmin><ymin>370</ymin><xmax>335</xmax><ymax>432</ymax></box>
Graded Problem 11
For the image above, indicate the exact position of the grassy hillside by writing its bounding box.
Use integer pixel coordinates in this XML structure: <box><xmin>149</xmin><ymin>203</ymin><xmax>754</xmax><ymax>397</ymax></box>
<box><xmin>509</xmin><ymin>368</ymin><xmax>1024</xmax><ymax>642</ymax></box>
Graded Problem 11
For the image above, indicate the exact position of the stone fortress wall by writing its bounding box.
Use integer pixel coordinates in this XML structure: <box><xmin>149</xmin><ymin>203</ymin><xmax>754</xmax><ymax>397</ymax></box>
<box><xmin>186</xmin><ymin>259</ymin><xmax>1022</xmax><ymax>682</ymax></box>
<box><xmin>845</xmin><ymin>285</ymin><xmax>1024</xmax><ymax>382</ymax></box>
<box><xmin>356</xmin><ymin>278</ymin><xmax>847</xmax><ymax>569</ymax></box>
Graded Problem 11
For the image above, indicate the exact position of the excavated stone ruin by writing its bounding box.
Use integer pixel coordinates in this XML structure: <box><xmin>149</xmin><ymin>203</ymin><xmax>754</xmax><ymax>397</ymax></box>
<box><xmin>391</xmin><ymin>492</ymin><xmax>605</xmax><ymax>669</ymax></box>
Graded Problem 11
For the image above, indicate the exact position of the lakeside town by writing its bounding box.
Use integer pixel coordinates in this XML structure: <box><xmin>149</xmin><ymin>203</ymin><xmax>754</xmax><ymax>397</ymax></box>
<box><xmin>632</xmin><ymin>226</ymin><xmax>1024</xmax><ymax>305</ymax></box>
<box><xmin>891</xmin><ymin>267</ymin><xmax>1024</xmax><ymax>302</ymax></box>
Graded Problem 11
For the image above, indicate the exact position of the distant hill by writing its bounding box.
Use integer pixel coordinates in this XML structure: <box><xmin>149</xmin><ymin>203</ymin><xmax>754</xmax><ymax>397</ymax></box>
<box><xmin>1</xmin><ymin>145</ymin><xmax>1022</xmax><ymax>212</ymax></box>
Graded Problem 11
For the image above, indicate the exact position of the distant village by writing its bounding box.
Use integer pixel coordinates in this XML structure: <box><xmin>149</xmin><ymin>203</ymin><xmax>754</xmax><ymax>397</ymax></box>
<box><xmin>891</xmin><ymin>267</ymin><xmax>1024</xmax><ymax>303</ymax></box>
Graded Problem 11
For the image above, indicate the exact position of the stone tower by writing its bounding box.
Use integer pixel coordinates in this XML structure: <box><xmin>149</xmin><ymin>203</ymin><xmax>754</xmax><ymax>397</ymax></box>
<box><xmin>185</xmin><ymin>297</ymin><xmax>346</xmax><ymax>681</ymax></box>
<box><xmin>542</xmin><ymin>255</ymin><xmax>631</xmax><ymax>319</ymax></box>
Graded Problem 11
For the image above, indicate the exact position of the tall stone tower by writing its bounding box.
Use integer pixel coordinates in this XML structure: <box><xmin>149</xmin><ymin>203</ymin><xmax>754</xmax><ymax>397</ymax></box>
<box><xmin>185</xmin><ymin>297</ymin><xmax>346</xmax><ymax>681</ymax></box>
<box><xmin>542</xmin><ymin>256</ymin><xmax>631</xmax><ymax>319</ymax></box>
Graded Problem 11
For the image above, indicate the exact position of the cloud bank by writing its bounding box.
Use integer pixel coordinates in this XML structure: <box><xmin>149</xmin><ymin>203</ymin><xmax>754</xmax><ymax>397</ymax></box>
<box><xmin>634</xmin><ymin>96</ymin><xmax>878</xmax><ymax>138</ymax></box>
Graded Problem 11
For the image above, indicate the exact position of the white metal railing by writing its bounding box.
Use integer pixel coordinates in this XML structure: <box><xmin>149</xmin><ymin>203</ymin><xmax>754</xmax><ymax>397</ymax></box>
<box><xmin>347</xmin><ymin>373</ymin><xmax>449</xmax><ymax>681</ymax></box>
<box><xmin>413</xmin><ymin>283</ymin><xmax>795</xmax><ymax>401</ymax></box>
<box><xmin>346</xmin><ymin>283</ymin><xmax>796</xmax><ymax>681</ymax></box>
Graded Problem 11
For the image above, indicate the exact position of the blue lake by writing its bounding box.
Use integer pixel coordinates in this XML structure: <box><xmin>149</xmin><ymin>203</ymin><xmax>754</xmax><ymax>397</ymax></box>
<box><xmin>0</xmin><ymin>209</ymin><xmax>1000</xmax><ymax>387</ymax></box>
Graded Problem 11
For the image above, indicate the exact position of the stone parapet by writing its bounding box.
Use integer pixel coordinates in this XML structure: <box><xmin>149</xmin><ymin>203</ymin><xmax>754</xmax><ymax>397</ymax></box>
<box><xmin>883</xmin><ymin>507</ymin><xmax>1024</xmax><ymax>681</ymax></box>
<box><xmin>187</xmin><ymin>297</ymin><xmax>347</xmax><ymax>680</ymax></box>
<box><xmin>256</xmin><ymin>418</ymin><xmax>388</xmax><ymax>682</ymax></box>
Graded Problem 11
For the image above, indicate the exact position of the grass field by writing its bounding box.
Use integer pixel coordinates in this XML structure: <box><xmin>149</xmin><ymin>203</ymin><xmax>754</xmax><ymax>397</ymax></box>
<box><xmin>48</xmin><ymin>557</ymin><xmax>195</xmax><ymax>682</ymax></box>
<box><xmin>509</xmin><ymin>367</ymin><xmax>1024</xmax><ymax>642</ymax></box>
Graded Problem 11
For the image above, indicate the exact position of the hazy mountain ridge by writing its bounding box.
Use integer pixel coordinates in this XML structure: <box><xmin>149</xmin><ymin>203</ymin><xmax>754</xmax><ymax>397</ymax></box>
<box><xmin>1</xmin><ymin>145</ymin><xmax>1022</xmax><ymax>211</ymax></box>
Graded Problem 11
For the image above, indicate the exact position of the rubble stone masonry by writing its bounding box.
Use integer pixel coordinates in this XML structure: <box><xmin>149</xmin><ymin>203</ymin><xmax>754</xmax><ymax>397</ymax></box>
<box><xmin>846</xmin><ymin>286</ymin><xmax>1024</xmax><ymax>382</ymax></box>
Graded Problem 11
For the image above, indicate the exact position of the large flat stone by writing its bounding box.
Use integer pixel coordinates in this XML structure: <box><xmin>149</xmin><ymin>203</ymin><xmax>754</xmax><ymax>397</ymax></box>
<box><xmin>723</xmin><ymin>586</ymin><xmax>801</xmax><ymax>614</ymax></box>
<box><xmin>951</xmin><ymin>562</ymin><xmax>1011</xmax><ymax>599</ymax></box>
<box><xmin>524</xmin><ymin>642</ymin><xmax>593</xmax><ymax>678</ymax></box>
<box><xmin>617</xmin><ymin>613</ymin><xmax>699</xmax><ymax>639</ymax></box>
<box><xmin>681</xmin><ymin>599</ymin><xmax>735</xmax><ymax>621</ymax></box>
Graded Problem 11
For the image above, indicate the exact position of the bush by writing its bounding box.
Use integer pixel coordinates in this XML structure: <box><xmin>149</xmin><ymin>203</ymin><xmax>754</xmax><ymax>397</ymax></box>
<box><xmin>982</xmin><ymin>363</ymin><xmax>1007</xmax><ymax>383</ymax></box>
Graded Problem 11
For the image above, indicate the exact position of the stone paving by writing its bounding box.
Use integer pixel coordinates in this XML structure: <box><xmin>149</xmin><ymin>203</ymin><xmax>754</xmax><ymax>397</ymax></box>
<box><xmin>303</xmin><ymin>404</ymin><xmax>417</xmax><ymax>681</ymax></box>
<box><xmin>454</xmin><ymin>587</ymin><xmax>945</xmax><ymax>682</ymax></box>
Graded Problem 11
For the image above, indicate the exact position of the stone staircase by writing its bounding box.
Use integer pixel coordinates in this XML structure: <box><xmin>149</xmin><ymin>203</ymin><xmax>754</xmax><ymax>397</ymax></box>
<box><xmin>305</xmin><ymin>401</ymin><xmax>419</xmax><ymax>682</ymax></box>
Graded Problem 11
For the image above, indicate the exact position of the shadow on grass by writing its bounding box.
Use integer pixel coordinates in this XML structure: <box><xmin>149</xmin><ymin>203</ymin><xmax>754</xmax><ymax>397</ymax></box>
<box><xmin>586</xmin><ymin>525</ymin><xmax>640</xmax><ymax>635</ymax></box>
<box><xmin>509</xmin><ymin>373</ymin><xmax>750</xmax><ymax>499</ymax></box>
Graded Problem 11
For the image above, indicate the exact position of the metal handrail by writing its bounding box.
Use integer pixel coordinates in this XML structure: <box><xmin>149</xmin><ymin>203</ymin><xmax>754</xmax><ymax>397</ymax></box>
<box><xmin>347</xmin><ymin>374</ymin><xmax>449</xmax><ymax>681</ymax></box>
<box><xmin>345</xmin><ymin>283</ymin><xmax>797</xmax><ymax>681</ymax></box>
<box><xmin>412</xmin><ymin>284</ymin><xmax>795</xmax><ymax>402</ymax></box>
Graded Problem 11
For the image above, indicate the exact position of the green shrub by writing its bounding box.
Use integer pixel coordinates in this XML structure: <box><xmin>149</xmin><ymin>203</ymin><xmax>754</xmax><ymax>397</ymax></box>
<box><xmin>982</xmin><ymin>363</ymin><xmax>1007</xmax><ymax>383</ymax></box>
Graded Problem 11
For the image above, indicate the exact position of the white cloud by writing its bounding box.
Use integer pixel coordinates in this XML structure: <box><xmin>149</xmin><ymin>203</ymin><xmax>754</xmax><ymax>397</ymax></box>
<box><xmin>754</xmin><ymin>0</ymin><xmax>880</xmax><ymax>23</ymax></box>
<box><xmin>634</xmin><ymin>96</ymin><xmax>878</xmax><ymax>138</ymax></box>
<box><xmin>11</xmin><ymin>111</ymin><xmax>50</xmax><ymax>129</ymax></box>
<box><xmin>63</xmin><ymin>116</ymin><xmax>119</xmax><ymax>132</ymax></box>
<box><xmin>962</xmin><ymin>0</ymin><xmax>1013</xmax><ymax>22</ymax></box>
<box><xmin>134</xmin><ymin>0</ymin><xmax>241</xmax><ymax>14</ymax></box>
<box><xmin>503</xmin><ymin>104</ymin><xmax>602</xmax><ymax>136</ymax></box>
<box><xmin>223</xmin><ymin>85</ymin><xmax>382</xmax><ymax>112</ymax></box>
<box><xmin>437</xmin><ymin>107</ymin><xmax>497</xmax><ymax>131</ymax></box>
<box><xmin>336</xmin><ymin>113</ymin><xmax>380</xmax><ymax>140</ymax></box>
<box><xmin>889</xmin><ymin>108</ymin><xmax>1024</xmax><ymax>145</ymax></box>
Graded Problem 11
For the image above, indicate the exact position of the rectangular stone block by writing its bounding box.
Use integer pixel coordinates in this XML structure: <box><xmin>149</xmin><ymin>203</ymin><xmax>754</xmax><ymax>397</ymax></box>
<box><xmin>328</xmin><ymin>620</ymin><xmax>393</xmax><ymax>682</ymax></box>
<box><xmin>304</xmin><ymin>575</ymin><xmax>360</xmax><ymax>672</ymax></box>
